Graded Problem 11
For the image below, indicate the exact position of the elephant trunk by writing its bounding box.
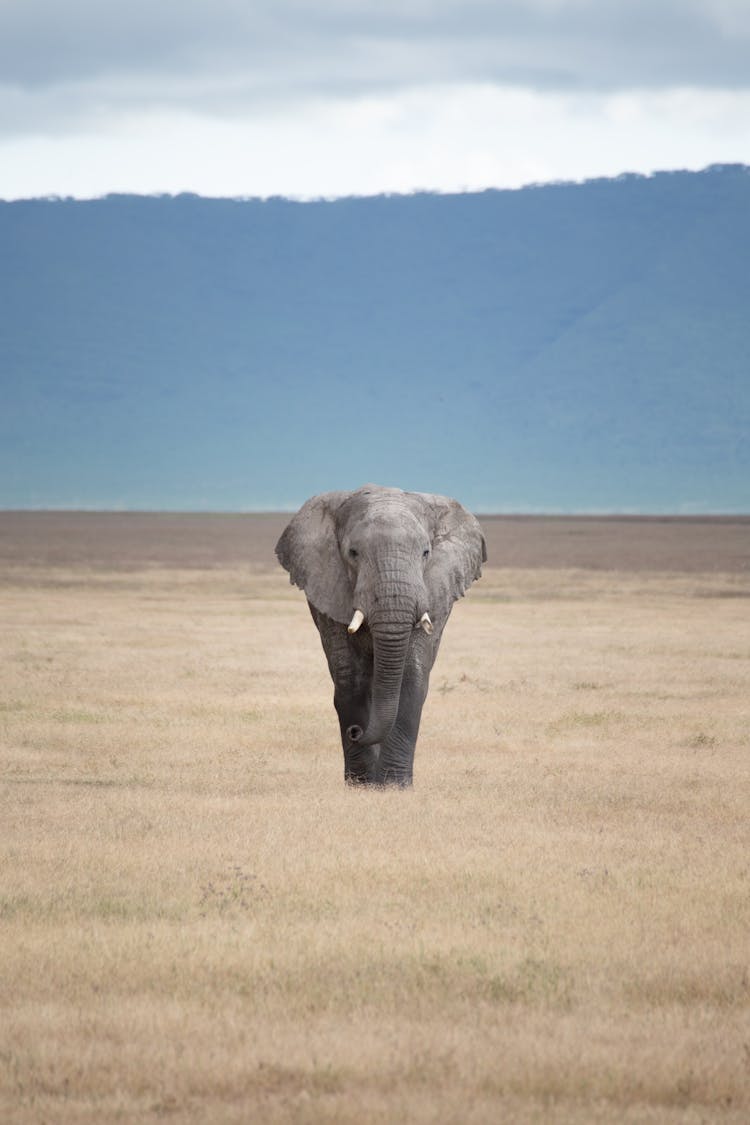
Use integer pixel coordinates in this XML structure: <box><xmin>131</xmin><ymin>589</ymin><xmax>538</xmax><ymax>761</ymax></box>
<box><xmin>346</xmin><ymin>581</ymin><xmax>416</xmax><ymax>749</ymax></box>
<box><xmin>359</xmin><ymin>619</ymin><xmax>412</xmax><ymax>748</ymax></box>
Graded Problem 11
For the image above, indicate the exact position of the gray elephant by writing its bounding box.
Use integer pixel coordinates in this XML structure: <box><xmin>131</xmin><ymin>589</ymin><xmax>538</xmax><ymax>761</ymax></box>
<box><xmin>276</xmin><ymin>484</ymin><xmax>486</xmax><ymax>786</ymax></box>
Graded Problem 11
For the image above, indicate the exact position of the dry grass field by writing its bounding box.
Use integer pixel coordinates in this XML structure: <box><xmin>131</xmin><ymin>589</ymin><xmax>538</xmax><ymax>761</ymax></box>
<box><xmin>1</xmin><ymin>515</ymin><xmax>749</xmax><ymax>1123</ymax></box>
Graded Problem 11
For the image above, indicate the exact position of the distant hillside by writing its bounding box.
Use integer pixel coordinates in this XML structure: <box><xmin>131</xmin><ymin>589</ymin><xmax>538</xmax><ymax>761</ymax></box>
<box><xmin>1</xmin><ymin>166</ymin><xmax>748</xmax><ymax>511</ymax></box>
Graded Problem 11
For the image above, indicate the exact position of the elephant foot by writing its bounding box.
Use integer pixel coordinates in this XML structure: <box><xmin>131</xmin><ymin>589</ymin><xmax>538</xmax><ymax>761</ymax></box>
<box><xmin>374</xmin><ymin>768</ymin><xmax>413</xmax><ymax>788</ymax></box>
<box><xmin>343</xmin><ymin>744</ymin><xmax>379</xmax><ymax>785</ymax></box>
<box><xmin>344</xmin><ymin>770</ymin><xmax>376</xmax><ymax>785</ymax></box>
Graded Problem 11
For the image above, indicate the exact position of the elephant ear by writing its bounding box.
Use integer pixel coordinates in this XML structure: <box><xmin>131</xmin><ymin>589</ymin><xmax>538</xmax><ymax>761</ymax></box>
<box><xmin>275</xmin><ymin>492</ymin><xmax>354</xmax><ymax>625</ymax></box>
<box><xmin>417</xmin><ymin>492</ymin><xmax>487</xmax><ymax>621</ymax></box>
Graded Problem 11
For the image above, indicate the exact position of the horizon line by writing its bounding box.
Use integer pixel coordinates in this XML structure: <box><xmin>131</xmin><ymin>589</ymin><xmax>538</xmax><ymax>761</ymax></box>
<box><xmin>2</xmin><ymin>508</ymin><xmax>748</xmax><ymax>520</ymax></box>
<box><xmin>2</xmin><ymin>162</ymin><xmax>748</xmax><ymax>207</ymax></box>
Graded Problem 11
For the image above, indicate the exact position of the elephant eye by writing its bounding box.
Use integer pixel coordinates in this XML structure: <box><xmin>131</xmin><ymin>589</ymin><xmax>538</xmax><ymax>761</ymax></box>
<box><xmin>348</xmin><ymin>548</ymin><xmax>359</xmax><ymax>560</ymax></box>
<box><xmin>423</xmin><ymin>548</ymin><xmax>430</xmax><ymax>558</ymax></box>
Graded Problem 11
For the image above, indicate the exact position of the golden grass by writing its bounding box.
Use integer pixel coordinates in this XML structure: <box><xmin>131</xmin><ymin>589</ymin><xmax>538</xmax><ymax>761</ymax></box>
<box><xmin>1</xmin><ymin>563</ymin><xmax>749</xmax><ymax>1123</ymax></box>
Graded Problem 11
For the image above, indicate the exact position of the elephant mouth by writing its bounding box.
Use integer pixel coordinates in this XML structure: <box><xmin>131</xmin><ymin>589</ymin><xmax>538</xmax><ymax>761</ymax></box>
<box><xmin>348</xmin><ymin>607</ymin><xmax>433</xmax><ymax>635</ymax></box>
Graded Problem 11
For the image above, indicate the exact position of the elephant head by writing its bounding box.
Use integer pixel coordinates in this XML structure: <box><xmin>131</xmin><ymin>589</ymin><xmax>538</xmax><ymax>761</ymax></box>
<box><xmin>276</xmin><ymin>484</ymin><xmax>486</xmax><ymax>752</ymax></box>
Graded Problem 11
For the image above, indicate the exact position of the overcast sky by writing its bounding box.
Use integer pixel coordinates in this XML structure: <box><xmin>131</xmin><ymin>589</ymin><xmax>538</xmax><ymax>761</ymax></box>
<box><xmin>1</xmin><ymin>0</ymin><xmax>749</xmax><ymax>199</ymax></box>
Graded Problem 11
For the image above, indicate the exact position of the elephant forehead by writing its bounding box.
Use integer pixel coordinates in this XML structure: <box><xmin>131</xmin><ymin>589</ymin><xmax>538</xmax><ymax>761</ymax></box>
<box><xmin>340</xmin><ymin>495</ymin><xmax>426</xmax><ymax>538</ymax></box>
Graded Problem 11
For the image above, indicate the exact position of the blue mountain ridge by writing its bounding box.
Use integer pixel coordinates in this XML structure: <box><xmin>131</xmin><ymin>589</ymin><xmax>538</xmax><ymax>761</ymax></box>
<box><xmin>1</xmin><ymin>165</ymin><xmax>748</xmax><ymax>511</ymax></box>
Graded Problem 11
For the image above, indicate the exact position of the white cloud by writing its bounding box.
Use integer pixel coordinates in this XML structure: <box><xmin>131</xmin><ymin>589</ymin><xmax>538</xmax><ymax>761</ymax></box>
<box><xmin>1</xmin><ymin>84</ymin><xmax>748</xmax><ymax>200</ymax></box>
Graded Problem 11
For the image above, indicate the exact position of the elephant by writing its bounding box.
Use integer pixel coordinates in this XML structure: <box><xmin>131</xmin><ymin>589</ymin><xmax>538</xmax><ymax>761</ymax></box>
<box><xmin>275</xmin><ymin>484</ymin><xmax>486</xmax><ymax>786</ymax></box>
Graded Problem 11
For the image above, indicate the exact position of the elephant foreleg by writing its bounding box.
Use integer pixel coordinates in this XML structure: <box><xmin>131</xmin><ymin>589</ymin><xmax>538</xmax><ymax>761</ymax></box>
<box><xmin>375</xmin><ymin>635</ymin><xmax>433</xmax><ymax>787</ymax></box>
<box><xmin>334</xmin><ymin>685</ymin><xmax>380</xmax><ymax>783</ymax></box>
<box><xmin>309</xmin><ymin>603</ymin><xmax>379</xmax><ymax>783</ymax></box>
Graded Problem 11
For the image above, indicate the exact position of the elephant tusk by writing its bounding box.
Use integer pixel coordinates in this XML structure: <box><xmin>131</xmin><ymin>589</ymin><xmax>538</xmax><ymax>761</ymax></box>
<box><xmin>348</xmin><ymin>609</ymin><xmax>365</xmax><ymax>634</ymax></box>
<box><xmin>419</xmin><ymin>613</ymin><xmax>433</xmax><ymax>635</ymax></box>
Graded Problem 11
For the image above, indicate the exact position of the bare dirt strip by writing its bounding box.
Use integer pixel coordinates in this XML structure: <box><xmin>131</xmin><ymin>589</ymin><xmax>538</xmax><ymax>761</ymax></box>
<box><xmin>0</xmin><ymin>511</ymin><xmax>748</xmax><ymax>572</ymax></box>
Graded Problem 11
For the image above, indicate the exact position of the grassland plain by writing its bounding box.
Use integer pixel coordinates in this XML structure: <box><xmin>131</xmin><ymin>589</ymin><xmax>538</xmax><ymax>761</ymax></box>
<box><xmin>1</xmin><ymin>529</ymin><xmax>750</xmax><ymax>1122</ymax></box>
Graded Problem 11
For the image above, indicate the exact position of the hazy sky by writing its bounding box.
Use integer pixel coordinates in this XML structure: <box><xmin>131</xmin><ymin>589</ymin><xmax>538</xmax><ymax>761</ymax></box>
<box><xmin>2</xmin><ymin>0</ymin><xmax>749</xmax><ymax>199</ymax></box>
